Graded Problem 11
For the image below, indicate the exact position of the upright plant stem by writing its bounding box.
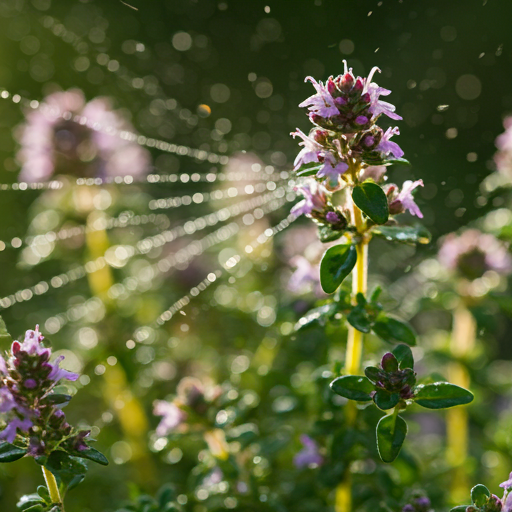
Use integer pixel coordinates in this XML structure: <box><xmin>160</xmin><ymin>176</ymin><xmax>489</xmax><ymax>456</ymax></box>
<box><xmin>335</xmin><ymin>204</ymin><xmax>369</xmax><ymax>512</ymax></box>
<box><xmin>447</xmin><ymin>303</ymin><xmax>476</xmax><ymax>503</ymax></box>
<box><xmin>43</xmin><ymin>466</ymin><xmax>64</xmax><ymax>511</ymax></box>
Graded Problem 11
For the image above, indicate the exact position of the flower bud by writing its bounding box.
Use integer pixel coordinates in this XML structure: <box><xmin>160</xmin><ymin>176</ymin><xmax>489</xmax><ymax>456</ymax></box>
<box><xmin>327</xmin><ymin>77</ymin><xmax>337</xmax><ymax>96</ymax></box>
<box><xmin>381</xmin><ymin>353</ymin><xmax>398</xmax><ymax>373</ymax></box>
<box><xmin>339</xmin><ymin>73</ymin><xmax>354</xmax><ymax>91</ymax></box>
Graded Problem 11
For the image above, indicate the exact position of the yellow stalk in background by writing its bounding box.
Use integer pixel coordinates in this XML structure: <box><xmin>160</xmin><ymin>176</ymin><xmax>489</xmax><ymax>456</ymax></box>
<box><xmin>447</xmin><ymin>303</ymin><xmax>476</xmax><ymax>503</ymax></box>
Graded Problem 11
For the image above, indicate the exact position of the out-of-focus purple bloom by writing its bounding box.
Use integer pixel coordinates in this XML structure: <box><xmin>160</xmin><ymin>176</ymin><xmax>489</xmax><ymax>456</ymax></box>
<box><xmin>376</xmin><ymin>127</ymin><xmax>404</xmax><ymax>159</ymax></box>
<box><xmin>500</xmin><ymin>472</ymin><xmax>512</xmax><ymax>490</ymax></box>
<box><xmin>299</xmin><ymin>76</ymin><xmax>339</xmax><ymax>118</ymax></box>
<box><xmin>17</xmin><ymin>89</ymin><xmax>151</xmax><ymax>182</ymax></box>
<box><xmin>293</xmin><ymin>434</ymin><xmax>324</xmax><ymax>468</ymax></box>
<box><xmin>291</xmin><ymin>180</ymin><xmax>329</xmax><ymax>217</ymax></box>
<box><xmin>402</xmin><ymin>505</ymin><xmax>415</xmax><ymax>512</ymax></box>
<box><xmin>202</xmin><ymin>467</ymin><xmax>223</xmax><ymax>487</ymax></box>
<box><xmin>48</xmin><ymin>355</ymin><xmax>79</xmax><ymax>382</ymax></box>
<box><xmin>0</xmin><ymin>417</ymin><xmax>33</xmax><ymax>443</ymax></box>
<box><xmin>154</xmin><ymin>400</ymin><xmax>187</xmax><ymax>436</ymax></box>
<box><xmin>438</xmin><ymin>229</ymin><xmax>512</xmax><ymax>281</ymax></box>
<box><xmin>495</xmin><ymin>117</ymin><xmax>512</xmax><ymax>177</ymax></box>
<box><xmin>288</xmin><ymin>256</ymin><xmax>319</xmax><ymax>294</ymax></box>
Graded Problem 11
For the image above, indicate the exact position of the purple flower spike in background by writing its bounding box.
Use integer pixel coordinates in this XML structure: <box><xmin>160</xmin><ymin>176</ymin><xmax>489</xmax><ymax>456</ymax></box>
<box><xmin>17</xmin><ymin>89</ymin><xmax>151</xmax><ymax>182</ymax></box>
<box><xmin>293</xmin><ymin>435</ymin><xmax>324</xmax><ymax>468</ymax></box>
<box><xmin>153</xmin><ymin>400</ymin><xmax>187</xmax><ymax>436</ymax></box>
<box><xmin>438</xmin><ymin>229</ymin><xmax>512</xmax><ymax>282</ymax></box>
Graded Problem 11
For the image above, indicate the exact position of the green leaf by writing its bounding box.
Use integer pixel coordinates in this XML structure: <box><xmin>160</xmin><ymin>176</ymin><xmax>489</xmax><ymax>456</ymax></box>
<box><xmin>317</xmin><ymin>225</ymin><xmax>345</xmax><ymax>243</ymax></box>
<box><xmin>388</xmin><ymin>158</ymin><xmax>411</xmax><ymax>166</ymax></box>
<box><xmin>364</xmin><ymin>366</ymin><xmax>382</xmax><ymax>384</ymax></box>
<box><xmin>295</xmin><ymin>161</ymin><xmax>323</xmax><ymax>176</ymax></box>
<box><xmin>0</xmin><ymin>442</ymin><xmax>27</xmax><ymax>462</ymax></box>
<box><xmin>450</xmin><ymin>507</ymin><xmax>471</xmax><ymax>512</ymax></box>
<box><xmin>347</xmin><ymin>306</ymin><xmax>372</xmax><ymax>333</ymax></box>
<box><xmin>44</xmin><ymin>451</ymin><xmax>87</xmax><ymax>488</ymax></box>
<box><xmin>73</xmin><ymin>446</ymin><xmax>108</xmax><ymax>466</ymax></box>
<box><xmin>41</xmin><ymin>394</ymin><xmax>72</xmax><ymax>406</ymax></box>
<box><xmin>373</xmin><ymin>225</ymin><xmax>431</xmax><ymax>245</ymax></box>
<box><xmin>376</xmin><ymin>414</ymin><xmax>408</xmax><ymax>463</ymax></box>
<box><xmin>21</xmin><ymin>506</ymin><xmax>45</xmax><ymax>512</ymax></box>
<box><xmin>36</xmin><ymin>486</ymin><xmax>50</xmax><ymax>501</ymax></box>
<box><xmin>370</xmin><ymin>286</ymin><xmax>382</xmax><ymax>303</ymax></box>
<box><xmin>352</xmin><ymin>182</ymin><xmax>389</xmax><ymax>225</ymax></box>
<box><xmin>471</xmin><ymin>484</ymin><xmax>491</xmax><ymax>507</ymax></box>
<box><xmin>373</xmin><ymin>389</ymin><xmax>400</xmax><ymax>411</ymax></box>
<box><xmin>330</xmin><ymin>375</ymin><xmax>374</xmax><ymax>401</ymax></box>
<box><xmin>16</xmin><ymin>494</ymin><xmax>45</xmax><ymax>511</ymax></box>
<box><xmin>414</xmin><ymin>383</ymin><xmax>474</xmax><ymax>409</ymax></box>
<box><xmin>392</xmin><ymin>345</ymin><xmax>414</xmax><ymax>370</ymax></box>
<box><xmin>295</xmin><ymin>303</ymin><xmax>338</xmax><ymax>330</ymax></box>
<box><xmin>373</xmin><ymin>314</ymin><xmax>417</xmax><ymax>346</ymax></box>
<box><xmin>320</xmin><ymin>244</ymin><xmax>357</xmax><ymax>294</ymax></box>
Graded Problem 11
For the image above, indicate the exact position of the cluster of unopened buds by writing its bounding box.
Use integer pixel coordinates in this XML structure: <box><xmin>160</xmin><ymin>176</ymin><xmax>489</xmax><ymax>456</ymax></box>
<box><xmin>0</xmin><ymin>326</ymin><xmax>88</xmax><ymax>455</ymax></box>
<box><xmin>290</xmin><ymin>61</ymin><xmax>423</xmax><ymax>237</ymax></box>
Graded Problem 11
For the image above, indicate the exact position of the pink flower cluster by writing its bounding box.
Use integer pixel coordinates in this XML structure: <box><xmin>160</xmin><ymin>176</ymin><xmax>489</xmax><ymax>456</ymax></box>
<box><xmin>17</xmin><ymin>89</ymin><xmax>151</xmax><ymax>182</ymax></box>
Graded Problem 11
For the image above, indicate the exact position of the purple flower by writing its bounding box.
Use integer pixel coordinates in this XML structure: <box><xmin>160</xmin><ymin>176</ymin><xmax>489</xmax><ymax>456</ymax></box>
<box><xmin>17</xmin><ymin>89</ymin><xmax>151</xmax><ymax>182</ymax></box>
<box><xmin>495</xmin><ymin>117</ymin><xmax>512</xmax><ymax>177</ymax></box>
<box><xmin>504</xmin><ymin>491</ymin><xmax>512</xmax><ymax>512</ymax></box>
<box><xmin>202</xmin><ymin>467</ymin><xmax>223</xmax><ymax>487</ymax></box>
<box><xmin>288</xmin><ymin>256</ymin><xmax>319</xmax><ymax>294</ymax></box>
<box><xmin>388</xmin><ymin>180</ymin><xmax>424</xmax><ymax>218</ymax></box>
<box><xmin>291</xmin><ymin>179</ymin><xmax>329</xmax><ymax>217</ymax></box>
<box><xmin>0</xmin><ymin>387</ymin><xmax>18</xmax><ymax>413</ymax></box>
<box><xmin>0</xmin><ymin>356</ymin><xmax>6</xmax><ymax>375</ymax></box>
<box><xmin>438</xmin><ymin>230</ymin><xmax>512</xmax><ymax>281</ymax></box>
<box><xmin>501</xmin><ymin>472</ymin><xmax>512</xmax><ymax>490</ymax></box>
<box><xmin>153</xmin><ymin>400</ymin><xmax>187</xmax><ymax>436</ymax></box>
<box><xmin>299</xmin><ymin>77</ymin><xmax>339</xmax><ymax>118</ymax></box>
<box><xmin>20</xmin><ymin>325</ymin><xmax>50</xmax><ymax>358</ymax></box>
<box><xmin>360</xmin><ymin>165</ymin><xmax>387</xmax><ymax>183</ymax></box>
<box><xmin>376</xmin><ymin>127</ymin><xmax>404</xmax><ymax>159</ymax></box>
<box><xmin>291</xmin><ymin>128</ymin><xmax>324</xmax><ymax>170</ymax></box>
<box><xmin>0</xmin><ymin>417</ymin><xmax>33</xmax><ymax>443</ymax></box>
<box><xmin>316</xmin><ymin>153</ymin><xmax>349</xmax><ymax>185</ymax></box>
<box><xmin>293</xmin><ymin>434</ymin><xmax>324</xmax><ymax>468</ymax></box>
<box><xmin>364</xmin><ymin>65</ymin><xmax>402</xmax><ymax>121</ymax></box>
<box><xmin>24</xmin><ymin>379</ymin><xmax>38</xmax><ymax>389</ymax></box>
<box><xmin>48</xmin><ymin>355</ymin><xmax>79</xmax><ymax>382</ymax></box>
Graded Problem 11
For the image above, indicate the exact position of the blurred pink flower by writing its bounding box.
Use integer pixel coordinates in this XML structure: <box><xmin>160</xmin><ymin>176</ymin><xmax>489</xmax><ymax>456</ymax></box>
<box><xmin>438</xmin><ymin>229</ymin><xmax>512</xmax><ymax>280</ymax></box>
<box><xmin>17</xmin><ymin>89</ymin><xmax>150</xmax><ymax>182</ymax></box>
<box><xmin>495</xmin><ymin>116</ymin><xmax>512</xmax><ymax>177</ymax></box>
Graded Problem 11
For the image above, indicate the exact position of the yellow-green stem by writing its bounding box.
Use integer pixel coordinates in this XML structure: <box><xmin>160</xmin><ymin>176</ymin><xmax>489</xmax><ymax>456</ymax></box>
<box><xmin>447</xmin><ymin>304</ymin><xmax>475</xmax><ymax>504</ymax></box>
<box><xmin>43</xmin><ymin>466</ymin><xmax>64</xmax><ymax>510</ymax></box>
<box><xmin>336</xmin><ymin>205</ymin><xmax>369</xmax><ymax>512</ymax></box>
